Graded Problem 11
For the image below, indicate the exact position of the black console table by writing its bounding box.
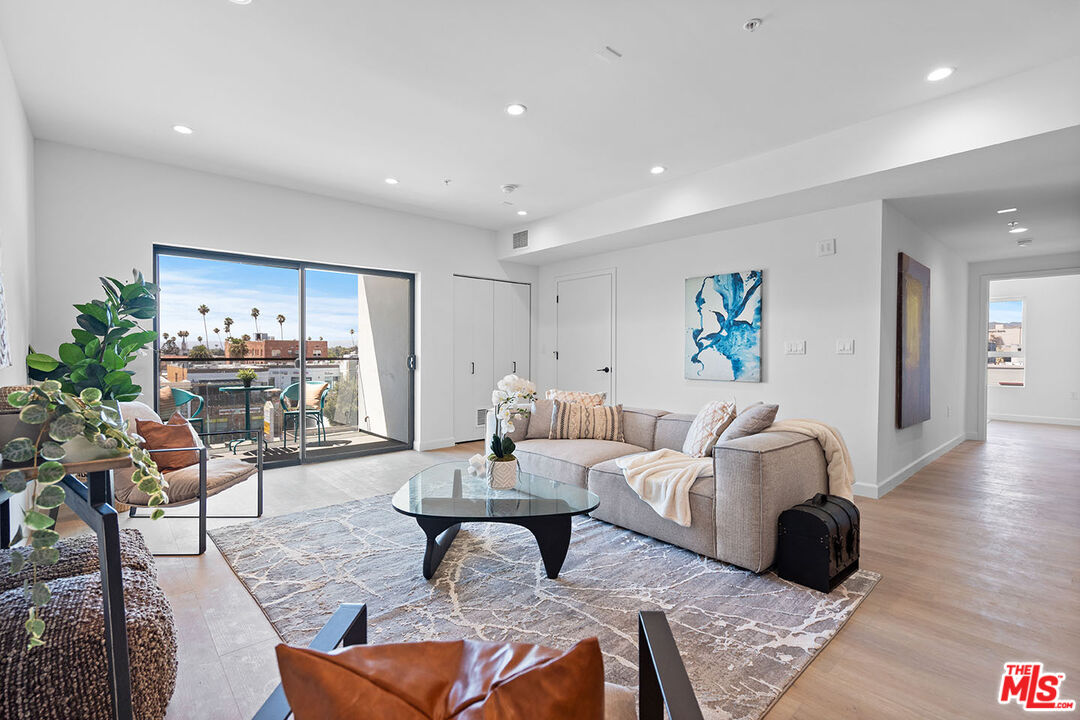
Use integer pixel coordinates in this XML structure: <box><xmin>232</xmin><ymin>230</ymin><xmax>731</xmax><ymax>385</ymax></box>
<box><xmin>1</xmin><ymin>458</ymin><xmax>135</xmax><ymax>720</ymax></box>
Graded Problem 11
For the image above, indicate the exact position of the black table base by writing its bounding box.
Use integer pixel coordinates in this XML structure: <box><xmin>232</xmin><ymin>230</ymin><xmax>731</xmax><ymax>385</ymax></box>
<box><xmin>415</xmin><ymin>514</ymin><xmax>572</xmax><ymax>580</ymax></box>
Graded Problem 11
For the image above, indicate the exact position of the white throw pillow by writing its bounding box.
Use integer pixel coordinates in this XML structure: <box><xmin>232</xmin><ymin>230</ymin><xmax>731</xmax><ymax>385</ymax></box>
<box><xmin>682</xmin><ymin>400</ymin><xmax>737</xmax><ymax>457</ymax></box>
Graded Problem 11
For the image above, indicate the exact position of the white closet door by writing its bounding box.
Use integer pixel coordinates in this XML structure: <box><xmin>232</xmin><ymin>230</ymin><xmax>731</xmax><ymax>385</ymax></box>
<box><xmin>453</xmin><ymin>276</ymin><xmax>494</xmax><ymax>442</ymax></box>
<box><xmin>493</xmin><ymin>281</ymin><xmax>531</xmax><ymax>381</ymax></box>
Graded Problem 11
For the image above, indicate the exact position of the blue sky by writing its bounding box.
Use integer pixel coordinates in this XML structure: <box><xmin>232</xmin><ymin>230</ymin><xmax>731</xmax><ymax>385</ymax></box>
<box><xmin>157</xmin><ymin>255</ymin><xmax>361</xmax><ymax>347</ymax></box>
<box><xmin>989</xmin><ymin>300</ymin><xmax>1022</xmax><ymax>324</ymax></box>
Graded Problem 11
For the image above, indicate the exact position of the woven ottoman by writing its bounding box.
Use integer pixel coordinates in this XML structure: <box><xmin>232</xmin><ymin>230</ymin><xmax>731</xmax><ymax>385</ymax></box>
<box><xmin>0</xmin><ymin>530</ymin><xmax>178</xmax><ymax>720</ymax></box>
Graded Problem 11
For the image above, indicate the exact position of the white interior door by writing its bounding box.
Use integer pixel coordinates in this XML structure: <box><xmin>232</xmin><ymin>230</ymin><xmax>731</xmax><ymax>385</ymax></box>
<box><xmin>453</xmin><ymin>276</ymin><xmax>494</xmax><ymax>441</ymax></box>
<box><xmin>556</xmin><ymin>273</ymin><xmax>613</xmax><ymax>400</ymax></box>
<box><xmin>494</xmin><ymin>281</ymin><xmax>531</xmax><ymax>381</ymax></box>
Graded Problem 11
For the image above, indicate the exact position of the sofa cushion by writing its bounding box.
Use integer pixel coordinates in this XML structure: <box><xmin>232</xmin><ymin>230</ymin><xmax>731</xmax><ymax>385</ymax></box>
<box><xmin>115</xmin><ymin>456</ymin><xmax>257</xmax><ymax>507</ymax></box>
<box><xmin>545</xmin><ymin>389</ymin><xmax>606</xmax><ymax>407</ymax></box>
<box><xmin>276</xmin><ymin>637</ymin><xmax>605</xmax><ymax>720</ymax></box>
<box><xmin>581</xmin><ymin>404</ymin><xmax>624</xmax><ymax>442</ymax></box>
<box><xmin>525</xmin><ymin>398</ymin><xmax>554</xmax><ymax>440</ymax></box>
<box><xmin>718</xmin><ymin>403</ymin><xmax>779</xmax><ymax>441</ymax></box>
<box><xmin>587</xmin><ymin>463</ymin><xmax>717</xmax><ymax>558</ymax></box>
<box><xmin>136</xmin><ymin>416</ymin><xmax>199</xmax><ymax>472</ymax></box>
<box><xmin>515</xmin><ymin>439</ymin><xmax>646</xmax><ymax>488</ymax></box>
<box><xmin>654</xmin><ymin>413</ymin><xmax>695</xmax><ymax>451</ymax></box>
<box><xmin>589</xmin><ymin>457</ymin><xmax>715</xmax><ymax>499</ymax></box>
<box><xmin>682</xmin><ymin>400</ymin><xmax>736</xmax><ymax>457</ymax></box>
<box><xmin>549</xmin><ymin>398</ymin><xmax>586</xmax><ymax>439</ymax></box>
<box><xmin>620</xmin><ymin>408</ymin><xmax>667</xmax><ymax>450</ymax></box>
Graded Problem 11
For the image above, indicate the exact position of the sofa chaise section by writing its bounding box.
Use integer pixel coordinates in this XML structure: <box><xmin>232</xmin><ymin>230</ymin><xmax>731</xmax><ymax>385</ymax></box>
<box><xmin>497</xmin><ymin>403</ymin><xmax>830</xmax><ymax>572</ymax></box>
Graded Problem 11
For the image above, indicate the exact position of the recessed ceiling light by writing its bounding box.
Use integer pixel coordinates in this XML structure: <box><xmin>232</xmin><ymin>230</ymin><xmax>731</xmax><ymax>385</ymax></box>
<box><xmin>996</xmin><ymin>207</ymin><xmax>1018</xmax><ymax>214</ymax></box>
<box><xmin>229</xmin><ymin>0</ymin><xmax>252</xmax><ymax>5</ymax></box>
<box><xmin>505</xmin><ymin>104</ymin><xmax>527</xmax><ymax>116</ymax></box>
<box><xmin>650</xmin><ymin>165</ymin><xmax>666</xmax><ymax>175</ymax></box>
<box><xmin>1008</xmin><ymin>227</ymin><xmax>1029</xmax><ymax>234</ymax></box>
<box><xmin>517</xmin><ymin>210</ymin><xmax>528</xmax><ymax>216</ymax></box>
<box><xmin>172</xmin><ymin>125</ymin><xmax>193</xmax><ymax>135</ymax></box>
<box><xmin>384</xmin><ymin>177</ymin><xmax>399</xmax><ymax>185</ymax></box>
<box><xmin>926</xmin><ymin>67</ymin><xmax>954</xmax><ymax>82</ymax></box>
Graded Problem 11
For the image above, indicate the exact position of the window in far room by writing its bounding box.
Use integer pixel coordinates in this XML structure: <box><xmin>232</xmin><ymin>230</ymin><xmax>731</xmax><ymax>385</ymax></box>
<box><xmin>988</xmin><ymin>298</ymin><xmax>1024</xmax><ymax>387</ymax></box>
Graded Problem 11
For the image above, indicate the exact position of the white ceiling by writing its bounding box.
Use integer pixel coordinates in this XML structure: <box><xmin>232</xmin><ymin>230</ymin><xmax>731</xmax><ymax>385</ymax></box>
<box><xmin>890</xmin><ymin>128</ymin><xmax>1080</xmax><ymax>262</ymax></box>
<box><xmin>1</xmin><ymin>1</ymin><xmax>1079</xmax><ymax>230</ymax></box>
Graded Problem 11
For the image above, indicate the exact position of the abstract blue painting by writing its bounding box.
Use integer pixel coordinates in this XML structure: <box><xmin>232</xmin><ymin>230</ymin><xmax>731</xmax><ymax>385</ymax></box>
<box><xmin>685</xmin><ymin>270</ymin><xmax>762</xmax><ymax>382</ymax></box>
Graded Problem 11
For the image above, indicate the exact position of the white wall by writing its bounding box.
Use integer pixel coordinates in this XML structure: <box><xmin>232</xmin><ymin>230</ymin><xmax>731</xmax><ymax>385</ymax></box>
<box><xmin>32</xmin><ymin>141</ymin><xmax>537</xmax><ymax>449</ymax></box>
<box><xmin>964</xmin><ymin>251</ymin><xmax>1080</xmax><ymax>440</ymax></box>
<box><xmin>0</xmin><ymin>39</ymin><xmax>33</xmax><ymax>387</ymax></box>
<box><xmin>987</xmin><ymin>274</ymin><xmax>1080</xmax><ymax>426</ymax></box>
<box><xmin>536</xmin><ymin>201</ymin><xmax>885</xmax><ymax>488</ymax></box>
<box><xmin>874</xmin><ymin>202</ymin><xmax>967</xmax><ymax>497</ymax></box>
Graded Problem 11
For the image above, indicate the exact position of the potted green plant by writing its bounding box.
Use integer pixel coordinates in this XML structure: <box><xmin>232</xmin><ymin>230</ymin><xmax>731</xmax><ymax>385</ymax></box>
<box><xmin>19</xmin><ymin>270</ymin><xmax>159</xmax><ymax>463</ymax></box>
<box><xmin>1</xmin><ymin>383</ymin><xmax>167</xmax><ymax>648</ymax></box>
<box><xmin>486</xmin><ymin>374</ymin><xmax>537</xmax><ymax>489</ymax></box>
<box><xmin>236</xmin><ymin>368</ymin><xmax>258</xmax><ymax>388</ymax></box>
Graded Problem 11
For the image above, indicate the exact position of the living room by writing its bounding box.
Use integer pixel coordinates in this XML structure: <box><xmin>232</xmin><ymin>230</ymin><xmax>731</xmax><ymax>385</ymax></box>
<box><xmin>0</xmin><ymin>2</ymin><xmax>1078</xmax><ymax>719</ymax></box>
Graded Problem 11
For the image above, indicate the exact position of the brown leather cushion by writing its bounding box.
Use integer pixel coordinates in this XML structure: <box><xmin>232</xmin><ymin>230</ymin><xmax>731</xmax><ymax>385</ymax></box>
<box><xmin>136</xmin><ymin>414</ymin><xmax>198</xmax><ymax>472</ymax></box>
<box><xmin>277</xmin><ymin>637</ymin><xmax>605</xmax><ymax>720</ymax></box>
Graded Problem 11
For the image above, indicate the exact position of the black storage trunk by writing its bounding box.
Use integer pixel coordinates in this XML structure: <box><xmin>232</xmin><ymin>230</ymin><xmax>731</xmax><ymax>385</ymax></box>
<box><xmin>777</xmin><ymin>493</ymin><xmax>860</xmax><ymax>593</ymax></box>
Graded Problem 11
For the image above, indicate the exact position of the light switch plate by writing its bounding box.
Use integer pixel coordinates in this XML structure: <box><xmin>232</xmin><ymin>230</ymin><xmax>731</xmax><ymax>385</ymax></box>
<box><xmin>817</xmin><ymin>238</ymin><xmax>836</xmax><ymax>257</ymax></box>
<box><xmin>784</xmin><ymin>340</ymin><xmax>807</xmax><ymax>355</ymax></box>
<box><xmin>836</xmin><ymin>338</ymin><xmax>855</xmax><ymax>354</ymax></box>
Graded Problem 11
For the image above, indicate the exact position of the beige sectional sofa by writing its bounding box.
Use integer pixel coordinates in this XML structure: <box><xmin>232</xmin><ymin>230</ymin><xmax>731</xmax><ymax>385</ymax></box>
<box><xmin>505</xmin><ymin>400</ymin><xmax>828</xmax><ymax>572</ymax></box>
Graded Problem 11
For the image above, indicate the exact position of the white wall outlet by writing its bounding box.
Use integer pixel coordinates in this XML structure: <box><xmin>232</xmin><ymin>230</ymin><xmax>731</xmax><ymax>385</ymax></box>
<box><xmin>836</xmin><ymin>338</ymin><xmax>855</xmax><ymax>355</ymax></box>
<box><xmin>784</xmin><ymin>340</ymin><xmax>807</xmax><ymax>355</ymax></box>
<box><xmin>816</xmin><ymin>238</ymin><xmax>836</xmax><ymax>257</ymax></box>
<box><xmin>1071</xmin><ymin>391</ymin><xmax>1079</xmax><ymax>401</ymax></box>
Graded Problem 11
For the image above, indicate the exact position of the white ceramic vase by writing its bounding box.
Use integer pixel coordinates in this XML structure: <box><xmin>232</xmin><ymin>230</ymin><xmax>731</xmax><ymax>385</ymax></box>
<box><xmin>487</xmin><ymin>458</ymin><xmax>518</xmax><ymax>489</ymax></box>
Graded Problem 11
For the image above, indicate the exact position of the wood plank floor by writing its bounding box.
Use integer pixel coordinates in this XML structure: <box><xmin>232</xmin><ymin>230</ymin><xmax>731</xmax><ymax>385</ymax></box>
<box><xmin>57</xmin><ymin>421</ymin><xmax>1080</xmax><ymax>719</ymax></box>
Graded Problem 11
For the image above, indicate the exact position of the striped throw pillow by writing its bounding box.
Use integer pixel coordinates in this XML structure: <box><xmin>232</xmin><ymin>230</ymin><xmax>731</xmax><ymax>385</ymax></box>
<box><xmin>682</xmin><ymin>399</ymin><xmax>737</xmax><ymax>457</ymax></box>
<box><xmin>549</xmin><ymin>399</ymin><xmax>585</xmax><ymax>439</ymax></box>
<box><xmin>545</xmin><ymin>389</ymin><xmax>606</xmax><ymax>407</ymax></box>
<box><xmin>582</xmin><ymin>404</ymin><xmax>624</xmax><ymax>442</ymax></box>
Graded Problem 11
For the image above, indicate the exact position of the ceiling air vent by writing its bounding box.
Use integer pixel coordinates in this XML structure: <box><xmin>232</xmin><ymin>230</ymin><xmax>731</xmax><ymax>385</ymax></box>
<box><xmin>512</xmin><ymin>230</ymin><xmax>529</xmax><ymax>250</ymax></box>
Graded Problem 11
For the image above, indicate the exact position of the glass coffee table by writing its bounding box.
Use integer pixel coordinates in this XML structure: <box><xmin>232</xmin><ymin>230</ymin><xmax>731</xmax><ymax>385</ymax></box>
<box><xmin>391</xmin><ymin>461</ymin><xmax>600</xmax><ymax>580</ymax></box>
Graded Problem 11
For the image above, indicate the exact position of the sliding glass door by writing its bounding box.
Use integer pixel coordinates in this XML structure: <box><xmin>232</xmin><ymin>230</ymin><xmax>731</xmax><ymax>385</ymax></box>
<box><xmin>301</xmin><ymin>268</ymin><xmax>413</xmax><ymax>460</ymax></box>
<box><xmin>153</xmin><ymin>247</ymin><xmax>414</xmax><ymax>468</ymax></box>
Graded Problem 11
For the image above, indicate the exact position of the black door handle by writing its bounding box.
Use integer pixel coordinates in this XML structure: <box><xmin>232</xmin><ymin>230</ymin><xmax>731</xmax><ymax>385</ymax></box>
<box><xmin>471</xmin><ymin>362</ymin><xmax>475</xmax><ymax>375</ymax></box>
<box><xmin>512</xmin><ymin>361</ymin><xmax>517</xmax><ymax>373</ymax></box>
<box><xmin>596</xmin><ymin>367</ymin><xmax>610</xmax><ymax>373</ymax></box>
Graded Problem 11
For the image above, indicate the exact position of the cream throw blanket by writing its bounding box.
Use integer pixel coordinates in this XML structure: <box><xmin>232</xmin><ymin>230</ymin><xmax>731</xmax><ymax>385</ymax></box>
<box><xmin>618</xmin><ymin>419</ymin><xmax>855</xmax><ymax>526</ymax></box>
<box><xmin>762</xmin><ymin>419</ymin><xmax>855</xmax><ymax>500</ymax></box>
<box><xmin>616</xmin><ymin>449</ymin><xmax>712</xmax><ymax>527</ymax></box>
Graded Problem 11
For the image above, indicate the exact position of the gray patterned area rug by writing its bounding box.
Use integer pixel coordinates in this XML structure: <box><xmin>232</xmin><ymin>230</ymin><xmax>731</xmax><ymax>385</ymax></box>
<box><xmin>209</xmin><ymin>495</ymin><xmax>879</xmax><ymax>720</ymax></box>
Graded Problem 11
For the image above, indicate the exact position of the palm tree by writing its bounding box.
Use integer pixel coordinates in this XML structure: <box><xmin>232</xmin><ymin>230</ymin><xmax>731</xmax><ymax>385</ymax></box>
<box><xmin>223</xmin><ymin>317</ymin><xmax>234</xmax><ymax>339</ymax></box>
<box><xmin>276</xmin><ymin>314</ymin><xmax>286</xmax><ymax>340</ymax></box>
<box><xmin>213</xmin><ymin>327</ymin><xmax>222</xmax><ymax>349</ymax></box>
<box><xmin>197</xmin><ymin>304</ymin><xmax>210</xmax><ymax>346</ymax></box>
<box><xmin>349</xmin><ymin>328</ymin><xmax>355</xmax><ymax>347</ymax></box>
<box><xmin>177</xmin><ymin>330</ymin><xmax>190</xmax><ymax>351</ymax></box>
<box><xmin>250</xmin><ymin>307</ymin><xmax>261</xmax><ymax>335</ymax></box>
<box><xmin>197</xmin><ymin>336</ymin><xmax>203</xmax><ymax>344</ymax></box>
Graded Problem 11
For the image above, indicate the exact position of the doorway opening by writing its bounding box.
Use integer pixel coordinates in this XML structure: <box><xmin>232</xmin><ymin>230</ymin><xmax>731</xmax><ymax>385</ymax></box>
<box><xmin>982</xmin><ymin>272</ymin><xmax>1080</xmax><ymax>444</ymax></box>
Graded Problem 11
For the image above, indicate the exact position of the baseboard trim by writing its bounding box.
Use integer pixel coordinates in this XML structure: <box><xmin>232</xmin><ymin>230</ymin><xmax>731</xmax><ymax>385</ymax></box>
<box><xmin>988</xmin><ymin>413</ymin><xmax>1080</xmax><ymax>427</ymax></box>
<box><xmin>415</xmin><ymin>437</ymin><xmax>456</xmax><ymax>451</ymax></box>
<box><xmin>862</xmin><ymin>433</ymin><xmax>968</xmax><ymax>500</ymax></box>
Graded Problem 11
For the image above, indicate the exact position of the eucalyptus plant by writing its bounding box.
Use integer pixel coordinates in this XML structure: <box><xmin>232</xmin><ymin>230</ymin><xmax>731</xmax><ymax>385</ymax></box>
<box><xmin>25</xmin><ymin>270</ymin><xmax>158</xmax><ymax>402</ymax></box>
<box><xmin>1</xmin><ymin>383</ymin><xmax>167</xmax><ymax>648</ymax></box>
